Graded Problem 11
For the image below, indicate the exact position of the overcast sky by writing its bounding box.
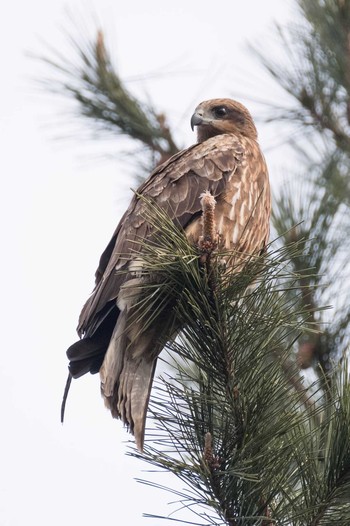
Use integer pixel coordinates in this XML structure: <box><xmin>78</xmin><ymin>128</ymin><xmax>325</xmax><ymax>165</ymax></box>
<box><xmin>1</xmin><ymin>1</ymin><xmax>294</xmax><ymax>524</ymax></box>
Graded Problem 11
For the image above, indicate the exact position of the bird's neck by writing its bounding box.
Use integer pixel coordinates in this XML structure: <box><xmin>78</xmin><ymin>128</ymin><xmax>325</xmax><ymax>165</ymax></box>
<box><xmin>197</xmin><ymin>126</ymin><xmax>223</xmax><ymax>143</ymax></box>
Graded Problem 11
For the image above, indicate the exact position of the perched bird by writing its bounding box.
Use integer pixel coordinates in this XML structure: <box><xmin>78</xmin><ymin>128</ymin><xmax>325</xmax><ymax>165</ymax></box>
<box><xmin>63</xmin><ymin>98</ymin><xmax>271</xmax><ymax>451</ymax></box>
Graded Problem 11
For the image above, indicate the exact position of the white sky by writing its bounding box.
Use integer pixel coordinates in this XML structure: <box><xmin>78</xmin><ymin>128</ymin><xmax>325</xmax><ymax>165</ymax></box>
<box><xmin>0</xmin><ymin>1</ymin><xmax>295</xmax><ymax>524</ymax></box>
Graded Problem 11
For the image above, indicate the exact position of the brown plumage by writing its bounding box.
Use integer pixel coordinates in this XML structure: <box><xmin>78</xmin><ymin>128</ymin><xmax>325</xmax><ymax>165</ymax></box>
<box><xmin>63</xmin><ymin>98</ymin><xmax>271</xmax><ymax>451</ymax></box>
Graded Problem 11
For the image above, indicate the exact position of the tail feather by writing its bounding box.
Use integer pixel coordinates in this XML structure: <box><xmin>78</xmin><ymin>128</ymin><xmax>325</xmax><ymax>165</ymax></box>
<box><xmin>100</xmin><ymin>308</ymin><xmax>159</xmax><ymax>451</ymax></box>
<box><xmin>67</xmin><ymin>339</ymin><xmax>106</xmax><ymax>378</ymax></box>
<box><xmin>62</xmin><ymin>306</ymin><xmax>118</xmax><ymax>422</ymax></box>
<box><xmin>65</xmin><ymin>277</ymin><xmax>172</xmax><ymax>451</ymax></box>
<box><xmin>66</xmin><ymin>305</ymin><xmax>119</xmax><ymax>379</ymax></box>
<box><xmin>127</xmin><ymin>358</ymin><xmax>157</xmax><ymax>451</ymax></box>
<box><xmin>61</xmin><ymin>372</ymin><xmax>72</xmax><ymax>423</ymax></box>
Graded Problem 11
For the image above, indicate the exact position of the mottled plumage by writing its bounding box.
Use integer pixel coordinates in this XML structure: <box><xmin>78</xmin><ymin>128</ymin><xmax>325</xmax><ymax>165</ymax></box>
<box><xmin>64</xmin><ymin>98</ymin><xmax>271</xmax><ymax>451</ymax></box>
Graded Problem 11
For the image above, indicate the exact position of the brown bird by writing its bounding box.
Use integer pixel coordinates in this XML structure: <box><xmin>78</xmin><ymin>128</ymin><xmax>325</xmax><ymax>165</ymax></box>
<box><xmin>63</xmin><ymin>98</ymin><xmax>271</xmax><ymax>451</ymax></box>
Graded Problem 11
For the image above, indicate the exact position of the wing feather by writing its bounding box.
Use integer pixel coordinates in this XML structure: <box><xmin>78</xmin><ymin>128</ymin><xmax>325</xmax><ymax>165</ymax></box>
<box><xmin>78</xmin><ymin>134</ymin><xmax>245</xmax><ymax>336</ymax></box>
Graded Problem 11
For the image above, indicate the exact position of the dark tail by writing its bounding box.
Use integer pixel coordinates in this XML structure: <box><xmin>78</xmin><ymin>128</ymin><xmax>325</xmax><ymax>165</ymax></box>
<box><xmin>61</xmin><ymin>372</ymin><xmax>72</xmax><ymax>423</ymax></box>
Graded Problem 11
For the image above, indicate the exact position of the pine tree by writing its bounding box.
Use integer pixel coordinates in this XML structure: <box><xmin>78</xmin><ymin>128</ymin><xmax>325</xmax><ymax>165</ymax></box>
<box><xmin>43</xmin><ymin>1</ymin><xmax>350</xmax><ymax>523</ymax></box>
<box><xmin>255</xmin><ymin>0</ymin><xmax>350</xmax><ymax>391</ymax></box>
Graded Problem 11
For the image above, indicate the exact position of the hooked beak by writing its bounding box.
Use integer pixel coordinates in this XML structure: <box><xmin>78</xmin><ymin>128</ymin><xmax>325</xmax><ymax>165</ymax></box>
<box><xmin>190</xmin><ymin>112</ymin><xmax>204</xmax><ymax>131</ymax></box>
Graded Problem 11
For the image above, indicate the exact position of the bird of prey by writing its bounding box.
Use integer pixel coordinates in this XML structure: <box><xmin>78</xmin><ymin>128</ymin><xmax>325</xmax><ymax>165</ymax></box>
<box><xmin>63</xmin><ymin>98</ymin><xmax>271</xmax><ymax>451</ymax></box>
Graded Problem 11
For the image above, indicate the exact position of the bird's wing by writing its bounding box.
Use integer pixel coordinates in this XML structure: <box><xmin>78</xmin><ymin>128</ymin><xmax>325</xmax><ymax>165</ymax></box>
<box><xmin>77</xmin><ymin>134</ymin><xmax>245</xmax><ymax>336</ymax></box>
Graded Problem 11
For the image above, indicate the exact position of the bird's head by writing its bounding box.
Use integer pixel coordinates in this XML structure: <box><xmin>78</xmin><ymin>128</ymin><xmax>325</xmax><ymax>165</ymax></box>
<box><xmin>191</xmin><ymin>98</ymin><xmax>258</xmax><ymax>143</ymax></box>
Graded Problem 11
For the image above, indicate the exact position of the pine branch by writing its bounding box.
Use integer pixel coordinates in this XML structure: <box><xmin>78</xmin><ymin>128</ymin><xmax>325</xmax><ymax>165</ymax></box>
<box><xmin>271</xmin><ymin>166</ymin><xmax>350</xmax><ymax>392</ymax></box>
<box><xmin>125</xmin><ymin>198</ymin><xmax>323</xmax><ymax>525</ymax></box>
<box><xmin>249</xmin><ymin>0</ymin><xmax>350</xmax><ymax>388</ymax></box>
<box><xmin>286</xmin><ymin>361</ymin><xmax>350</xmax><ymax>526</ymax></box>
<box><xmin>38</xmin><ymin>28</ymin><xmax>180</xmax><ymax>173</ymax></box>
<box><xmin>258</xmin><ymin>1</ymin><xmax>350</xmax><ymax>151</ymax></box>
<box><xmin>255</xmin><ymin>0</ymin><xmax>350</xmax><ymax>380</ymax></box>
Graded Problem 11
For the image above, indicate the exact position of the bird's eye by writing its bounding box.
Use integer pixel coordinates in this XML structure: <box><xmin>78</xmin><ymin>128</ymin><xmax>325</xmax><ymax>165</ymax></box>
<box><xmin>213</xmin><ymin>106</ymin><xmax>227</xmax><ymax>118</ymax></box>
